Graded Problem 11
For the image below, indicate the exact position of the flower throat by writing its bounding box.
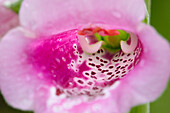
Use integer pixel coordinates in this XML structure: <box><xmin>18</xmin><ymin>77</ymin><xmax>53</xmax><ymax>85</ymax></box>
<box><xmin>28</xmin><ymin>28</ymin><xmax>142</xmax><ymax>98</ymax></box>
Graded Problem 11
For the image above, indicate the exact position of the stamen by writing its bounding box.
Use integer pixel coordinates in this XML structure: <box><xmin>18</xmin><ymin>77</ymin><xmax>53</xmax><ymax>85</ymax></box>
<box><xmin>120</xmin><ymin>32</ymin><xmax>138</xmax><ymax>53</ymax></box>
<box><xmin>78</xmin><ymin>27</ymin><xmax>138</xmax><ymax>54</ymax></box>
<box><xmin>78</xmin><ymin>35</ymin><xmax>104</xmax><ymax>53</ymax></box>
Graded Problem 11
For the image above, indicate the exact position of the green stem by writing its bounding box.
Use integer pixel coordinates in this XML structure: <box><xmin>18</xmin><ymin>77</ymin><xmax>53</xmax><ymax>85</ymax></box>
<box><xmin>143</xmin><ymin>0</ymin><xmax>151</xmax><ymax>24</ymax></box>
<box><xmin>129</xmin><ymin>0</ymin><xmax>151</xmax><ymax>113</ymax></box>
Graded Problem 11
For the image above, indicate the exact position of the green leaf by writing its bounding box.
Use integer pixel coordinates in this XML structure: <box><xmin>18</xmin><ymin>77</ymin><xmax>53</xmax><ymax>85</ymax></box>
<box><xmin>4</xmin><ymin>0</ymin><xmax>23</xmax><ymax>14</ymax></box>
<box><xmin>129</xmin><ymin>103</ymin><xmax>150</xmax><ymax>113</ymax></box>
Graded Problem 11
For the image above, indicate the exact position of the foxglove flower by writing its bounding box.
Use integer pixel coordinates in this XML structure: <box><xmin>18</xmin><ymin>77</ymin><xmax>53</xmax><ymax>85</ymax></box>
<box><xmin>0</xmin><ymin>0</ymin><xmax>19</xmax><ymax>37</ymax></box>
<box><xmin>0</xmin><ymin>0</ymin><xmax>170</xmax><ymax>113</ymax></box>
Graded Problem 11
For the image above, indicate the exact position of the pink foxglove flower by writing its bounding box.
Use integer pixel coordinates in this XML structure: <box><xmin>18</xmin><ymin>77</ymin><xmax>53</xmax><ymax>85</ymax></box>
<box><xmin>0</xmin><ymin>0</ymin><xmax>170</xmax><ymax>113</ymax></box>
<box><xmin>0</xmin><ymin>0</ymin><xmax>19</xmax><ymax>37</ymax></box>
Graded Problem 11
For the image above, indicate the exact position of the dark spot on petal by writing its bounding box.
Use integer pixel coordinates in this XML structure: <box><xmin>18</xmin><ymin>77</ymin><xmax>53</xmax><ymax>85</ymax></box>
<box><xmin>101</xmin><ymin>49</ymin><xmax>104</xmax><ymax>53</ymax></box>
<box><xmin>116</xmin><ymin>71</ymin><xmax>120</xmax><ymax>74</ymax></box>
<box><xmin>98</xmin><ymin>68</ymin><xmax>102</xmax><ymax>71</ymax></box>
<box><xmin>116</xmin><ymin>66</ymin><xmax>121</xmax><ymax>69</ymax></box>
<box><xmin>127</xmin><ymin>53</ymin><xmax>131</xmax><ymax>56</ymax></box>
<box><xmin>96</xmin><ymin>57</ymin><xmax>100</xmax><ymax>60</ymax></box>
<box><xmin>85</xmin><ymin>73</ymin><xmax>89</xmax><ymax>75</ymax></box>
<box><xmin>100</xmin><ymin>63</ymin><xmax>104</xmax><ymax>66</ymax></box>
<box><xmin>89</xmin><ymin>58</ymin><xmax>92</xmax><ymax>61</ymax></box>
<box><xmin>121</xmin><ymin>74</ymin><xmax>126</xmax><ymax>77</ymax></box>
<box><xmin>89</xmin><ymin>63</ymin><xmax>95</xmax><ymax>66</ymax></box>
<box><xmin>97</xmin><ymin>50</ymin><xmax>100</xmax><ymax>53</ymax></box>
<box><xmin>115</xmin><ymin>75</ymin><xmax>119</xmax><ymax>78</ymax></box>
<box><xmin>56</xmin><ymin>89</ymin><xmax>63</xmax><ymax>96</ymax></box>
<box><xmin>121</xmin><ymin>66</ymin><xmax>125</xmax><ymax>69</ymax></box>
<box><xmin>104</xmin><ymin>61</ymin><xmax>108</xmax><ymax>63</ymax></box>
<box><xmin>123</xmin><ymin>60</ymin><xmax>127</xmax><ymax>63</ymax></box>
<box><xmin>107</xmin><ymin>72</ymin><xmax>112</xmax><ymax>75</ymax></box>
<box><xmin>100</xmin><ymin>59</ymin><xmax>104</xmax><ymax>62</ymax></box>
<box><xmin>122</xmin><ymin>71</ymin><xmax>126</xmax><ymax>74</ymax></box>
<box><xmin>101</xmin><ymin>70</ymin><xmax>108</xmax><ymax>73</ymax></box>
<box><xmin>93</xmin><ymin>87</ymin><xmax>99</xmax><ymax>90</ymax></box>
<box><xmin>87</xmin><ymin>82</ymin><xmax>93</xmax><ymax>85</ymax></box>
<box><xmin>91</xmin><ymin>76</ymin><xmax>97</xmax><ymax>79</ymax></box>
<box><xmin>78</xmin><ymin>80</ymin><xmax>84</xmax><ymax>84</ymax></box>
<box><xmin>91</xmin><ymin>71</ymin><xmax>96</xmax><ymax>75</ymax></box>
<box><xmin>101</xmin><ymin>70</ymin><xmax>105</xmax><ymax>73</ymax></box>
<box><xmin>109</xmin><ymin>66</ymin><xmax>114</xmax><ymax>69</ymax></box>
<box><xmin>96</xmin><ymin>65</ymin><xmax>101</xmax><ymax>68</ymax></box>
<box><xmin>108</xmin><ymin>74</ymin><xmax>115</xmax><ymax>80</ymax></box>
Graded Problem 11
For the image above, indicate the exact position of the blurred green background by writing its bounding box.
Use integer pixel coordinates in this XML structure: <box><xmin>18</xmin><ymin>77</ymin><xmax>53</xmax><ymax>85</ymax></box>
<box><xmin>0</xmin><ymin>0</ymin><xmax>170</xmax><ymax>113</ymax></box>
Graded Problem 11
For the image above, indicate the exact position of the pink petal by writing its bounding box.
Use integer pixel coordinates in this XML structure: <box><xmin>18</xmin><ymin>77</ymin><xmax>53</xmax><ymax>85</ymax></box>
<box><xmin>32</xmin><ymin>24</ymin><xmax>170</xmax><ymax>113</ymax></box>
<box><xmin>20</xmin><ymin>0</ymin><xmax>145</xmax><ymax>36</ymax></box>
<box><xmin>119</xmin><ymin>24</ymin><xmax>170</xmax><ymax>112</ymax></box>
<box><xmin>0</xmin><ymin>27</ymin><xmax>43</xmax><ymax>110</ymax></box>
<box><xmin>0</xmin><ymin>4</ymin><xmax>19</xmax><ymax>37</ymax></box>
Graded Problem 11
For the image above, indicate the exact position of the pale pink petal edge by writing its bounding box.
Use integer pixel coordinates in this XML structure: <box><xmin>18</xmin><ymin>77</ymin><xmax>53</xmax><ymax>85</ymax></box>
<box><xmin>0</xmin><ymin>27</ymin><xmax>43</xmax><ymax>110</ymax></box>
<box><xmin>20</xmin><ymin>0</ymin><xmax>146</xmax><ymax>36</ymax></box>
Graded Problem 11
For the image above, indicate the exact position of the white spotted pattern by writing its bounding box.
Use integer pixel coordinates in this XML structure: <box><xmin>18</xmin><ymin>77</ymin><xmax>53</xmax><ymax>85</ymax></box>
<box><xmin>60</xmin><ymin>41</ymin><xmax>142</xmax><ymax>97</ymax></box>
